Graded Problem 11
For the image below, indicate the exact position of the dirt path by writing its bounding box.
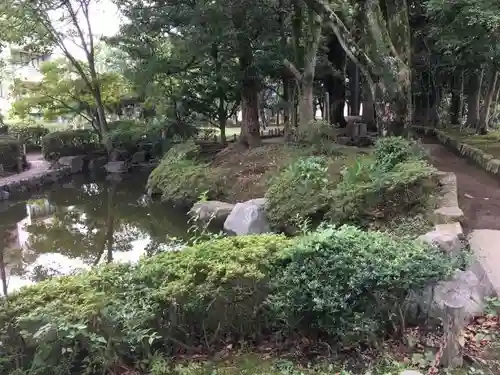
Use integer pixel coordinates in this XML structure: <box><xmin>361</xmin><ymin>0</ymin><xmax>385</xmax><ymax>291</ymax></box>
<box><xmin>423</xmin><ymin>140</ymin><xmax>500</xmax><ymax>232</ymax></box>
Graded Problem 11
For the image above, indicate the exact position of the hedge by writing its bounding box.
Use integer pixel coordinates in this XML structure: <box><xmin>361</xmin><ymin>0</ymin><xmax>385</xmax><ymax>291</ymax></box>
<box><xmin>41</xmin><ymin>129</ymin><xmax>101</xmax><ymax>160</ymax></box>
<box><xmin>0</xmin><ymin>135</ymin><xmax>22</xmax><ymax>171</ymax></box>
<box><xmin>0</xmin><ymin>227</ymin><xmax>458</xmax><ymax>374</ymax></box>
<box><xmin>8</xmin><ymin>124</ymin><xmax>50</xmax><ymax>151</ymax></box>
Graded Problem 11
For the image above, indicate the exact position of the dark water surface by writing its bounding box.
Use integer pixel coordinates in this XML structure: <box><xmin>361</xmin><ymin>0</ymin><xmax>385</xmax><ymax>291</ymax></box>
<box><xmin>0</xmin><ymin>172</ymin><xmax>189</xmax><ymax>294</ymax></box>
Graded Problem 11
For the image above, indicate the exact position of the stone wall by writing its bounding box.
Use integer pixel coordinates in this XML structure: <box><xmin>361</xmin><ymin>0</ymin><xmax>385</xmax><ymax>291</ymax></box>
<box><xmin>413</xmin><ymin>126</ymin><xmax>500</xmax><ymax>176</ymax></box>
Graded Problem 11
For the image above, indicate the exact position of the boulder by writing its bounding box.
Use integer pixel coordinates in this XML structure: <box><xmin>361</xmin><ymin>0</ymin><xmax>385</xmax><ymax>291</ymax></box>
<box><xmin>0</xmin><ymin>189</ymin><xmax>9</xmax><ymax>200</ymax></box>
<box><xmin>433</xmin><ymin>206</ymin><xmax>464</xmax><ymax>224</ymax></box>
<box><xmin>88</xmin><ymin>156</ymin><xmax>108</xmax><ymax>171</ymax></box>
<box><xmin>104</xmin><ymin>161</ymin><xmax>128</xmax><ymax>174</ymax></box>
<box><xmin>416</xmin><ymin>270</ymin><xmax>485</xmax><ymax>322</ymax></box>
<box><xmin>418</xmin><ymin>222</ymin><xmax>463</xmax><ymax>255</ymax></box>
<box><xmin>58</xmin><ymin>155</ymin><xmax>84</xmax><ymax>174</ymax></box>
<box><xmin>131</xmin><ymin>151</ymin><xmax>147</xmax><ymax>164</ymax></box>
<box><xmin>190</xmin><ymin>201</ymin><xmax>235</xmax><ymax>227</ymax></box>
<box><xmin>223</xmin><ymin>198</ymin><xmax>271</xmax><ymax>235</ymax></box>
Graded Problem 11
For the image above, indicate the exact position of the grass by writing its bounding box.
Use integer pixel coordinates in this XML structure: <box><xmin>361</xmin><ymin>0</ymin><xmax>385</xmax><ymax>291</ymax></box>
<box><xmin>442</xmin><ymin>127</ymin><xmax>500</xmax><ymax>159</ymax></box>
<box><xmin>143</xmin><ymin>347</ymin><xmax>500</xmax><ymax>375</ymax></box>
<box><xmin>147</xmin><ymin>353</ymin><xmax>412</xmax><ymax>375</ymax></box>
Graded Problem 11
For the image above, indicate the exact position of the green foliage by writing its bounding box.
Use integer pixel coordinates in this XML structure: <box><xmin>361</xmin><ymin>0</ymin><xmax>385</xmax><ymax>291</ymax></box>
<box><xmin>265</xmin><ymin>156</ymin><xmax>335</xmax><ymax>228</ymax></box>
<box><xmin>373</xmin><ymin>136</ymin><xmax>426</xmax><ymax>172</ymax></box>
<box><xmin>268</xmin><ymin>225</ymin><xmax>457</xmax><ymax>344</ymax></box>
<box><xmin>8</xmin><ymin>124</ymin><xmax>50</xmax><ymax>150</ymax></box>
<box><xmin>147</xmin><ymin>141</ymin><xmax>225</xmax><ymax>205</ymax></box>
<box><xmin>41</xmin><ymin>129</ymin><xmax>101</xmax><ymax>160</ymax></box>
<box><xmin>0</xmin><ymin>235</ymin><xmax>292</xmax><ymax>374</ymax></box>
<box><xmin>9</xmin><ymin>58</ymin><xmax>135</xmax><ymax>125</ymax></box>
<box><xmin>0</xmin><ymin>135</ymin><xmax>22</xmax><ymax>171</ymax></box>
<box><xmin>293</xmin><ymin>120</ymin><xmax>339</xmax><ymax>155</ymax></box>
<box><xmin>327</xmin><ymin>137</ymin><xmax>437</xmax><ymax>226</ymax></box>
<box><xmin>108</xmin><ymin>118</ymin><xmax>198</xmax><ymax>155</ymax></box>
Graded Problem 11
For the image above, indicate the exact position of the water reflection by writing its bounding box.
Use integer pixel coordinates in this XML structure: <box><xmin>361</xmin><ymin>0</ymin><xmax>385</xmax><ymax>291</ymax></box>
<box><xmin>0</xmin><ymin>173</ymin><xmax>189</xmax><ymax>295</ymax></box>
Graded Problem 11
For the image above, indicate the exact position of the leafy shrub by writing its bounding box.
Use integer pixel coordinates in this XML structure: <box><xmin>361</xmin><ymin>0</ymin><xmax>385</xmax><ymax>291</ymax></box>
<box><xmin>374</xmin><ymin>136</ymin><xmax>426</xmax><ymax>171</ymax></box>
<box><xmin>109</xmin><ymin>120</ymin><xmax>162</xmax><ymax>155</ymax></box>
<box><xmin>268</xmin><ymin>225</ymin><xmax>457</xmax><ymax>344</ymax></box>
<box><xmin>147</xmin><ymin>141</ymin><xmax>225</xmax><ymax>205</ymax></box>
<box><xmin>265</xmin><ymin>156</ymin><xmax>335</xmax><ymax>228</ymax></box>
<box><xmin>0</xmin><ymin>235</ymin><xmax>292</xmax><ymax>374</ymax></box>
<box><xmin>328</xmin><ymin>158</ymin><xmax>437</xmax><ymax>225</ymax></box>
<box><xmin>293</xmin><ymin>120</ymin><xmax>339</xmax><ymax>155</ymax></box>
<box><xmin>8</xmin><ymin>124</ymin><xmax>50</xmax><ymax>151</ymax></box>
<box><xmin>0</xmin><ymin>135</ymin><xmax>22</xmax><ymax>171</ymax></box>
<box><xmin>41</xmin><ymin>129</ymin><xmax>101</xmax><ymax>160</ymax></box>
<box><xmin>326</xmin><ymin>137</ymin><xmax>436</xmax><ymax>226</ymax></box>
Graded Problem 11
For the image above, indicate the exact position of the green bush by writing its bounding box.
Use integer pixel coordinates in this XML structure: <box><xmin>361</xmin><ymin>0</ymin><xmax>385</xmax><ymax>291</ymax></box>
<box><xmin>268</xmin><ymin>225</ymin><xmax>457</xmax><ymax>344</ymax></box>
<box><xmin>327</xmin><ymin>137</ymin><xmax>437</xmax><ymax>226</ymax></box>
<box><xmin>0</xmin><ymin>135</ymin><xmax>22</xmax><ymax>171</ymax></box>
<box><xmin>0</xmin><ymin>235</ymin><xmax>292</xmax><ymax>374</ymax></box>
<box><xmin>293</xmin><ymin>120</ymin><xmax>339</xmax><ymax>155</ymax></box>
<box><xmin>0</xmin><ymin>226</ymin><xmax>459</xmax><ymax>373</ymax></box>
<box><xmin>147</xmin><ymin>141</ymin><xmax>225</xmax><ymax>205</ymax></box>
<box><xmin>41</xmin><ymin>129</ymin><xmax>101</xmax><ymax>160</ymax></box>
<box><xmin>8</xmin><ymin>124</ymin><xmax>50</xmax><ymax>151</ymax></box>
<box><xmin>374</xmin><ymin>136</ymin><xmax>426</xmax><ymax>171</ymax></box>
<box><xmin>265</xmin><ymin>156</ymin><xmax>336</xmax><ymax>228</ymax></box>
<box><xmin>328</xmin><ymin>158</ymin><xmax>437</xmax><ymax>225</ymax></box>
<box><xmin>109</xmin><ymin>120</ymin><xmax>162</xmax><ymax>154</ymax></box>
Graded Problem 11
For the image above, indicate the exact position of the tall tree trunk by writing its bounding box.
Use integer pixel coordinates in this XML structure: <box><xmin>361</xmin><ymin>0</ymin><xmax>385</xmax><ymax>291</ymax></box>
<box><xmin>348</xmin><ymin>61</ymin><xmax>361</xmax><ymax>115</ymax></box>
<box><xmin>478</xmin><ymin>71</ymin><xmax>499</xmax><ymax>134</ymax></box>
<box><xmin>491</xmin><ymin>79</ymin><xmax>500</xmax><ymax>125</ymax></box>
<box><xmin>286</xmin><ymin>3</ymin><xmax>323</xmax><ymax>128</ymax></box>
<box><xmin>258</xmin><ymin>91</ymin><xmax>268</xmax><ymax>129</ymax></box>
<box><xmin>299</xmin><ymin>78</ymin><xmax>315</xmax><ymax>127</ymax></box>
<box><xmin>361</xmin><ymin>81</ymin><xmax>376</xmax><ymax>131</ymax></box>
<box><xmin>238</xmin><ymin>40</ymin><xmax>261</xmax><ymax>147</ymax></box>
<box><xmin>450</xmin><ymin>71</ymin><xmax>464</xmax><ymax>125</ymax></box>
<box><xmin>466</xmin><ymin>68</ymin><xmax>484</xmax><ymax>129</ymax></box>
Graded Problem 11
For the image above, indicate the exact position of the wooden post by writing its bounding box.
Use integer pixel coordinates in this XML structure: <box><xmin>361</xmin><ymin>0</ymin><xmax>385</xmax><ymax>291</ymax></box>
<box><xmin>325</xmin><ymin>91</ymin><xmax>330</xmax><ymax>123</ymax></box>
<box><xmin>441</xmin><ymin>292</ymin><xmax>466</xmax><ymax>368</ymax></box>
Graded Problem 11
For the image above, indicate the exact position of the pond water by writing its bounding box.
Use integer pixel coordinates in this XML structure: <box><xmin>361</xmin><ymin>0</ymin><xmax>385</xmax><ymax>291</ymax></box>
<box><xmin>0</xmin><ymin>172</ymin><xmax>190</xmax><ymax>295</ymax></box>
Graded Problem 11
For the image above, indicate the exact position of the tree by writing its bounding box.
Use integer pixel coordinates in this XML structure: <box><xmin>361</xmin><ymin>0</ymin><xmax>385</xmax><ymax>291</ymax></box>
<box><xmin>0</xmin><ymin>0</ymin><xmax>116</xmax><ymax>150</ymax></box>
<box><xmin>114</xmin><ymin>0</ymin><xmax>284</xmax><ymax>147</ymax></box>
<box><xmin>10</xmin><ymin>58</ymin><xmax>134</xmax><ymax>134</ymax></box>
<box><xmin>425</xmin><ymin>0</ymin><xmax>500</xmax><ymax>133</ymax></box>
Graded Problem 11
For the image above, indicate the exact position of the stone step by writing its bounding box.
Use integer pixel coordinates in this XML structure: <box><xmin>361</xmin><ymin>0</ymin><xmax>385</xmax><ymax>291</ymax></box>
<box><xmin>468</xmin><ymin>229</ymin><xmax>500</xmax><ymax>298</ymax></box>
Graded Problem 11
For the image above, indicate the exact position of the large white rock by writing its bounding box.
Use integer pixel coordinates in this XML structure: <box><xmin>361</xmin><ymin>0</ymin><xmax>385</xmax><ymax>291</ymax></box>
<box><xmin>58</xmin><ymin>155</ymin><xmax>84</xmax><ymax>174</ymax></box>
<box><xmin>190</xmin><ymin>200</ymin><xmax>235</xmax><ymax>226</ymax></box>
<box><xmin>223</xmin><ymin>198</ymin><xmax>271</xmax><ymax>235</ymax></box>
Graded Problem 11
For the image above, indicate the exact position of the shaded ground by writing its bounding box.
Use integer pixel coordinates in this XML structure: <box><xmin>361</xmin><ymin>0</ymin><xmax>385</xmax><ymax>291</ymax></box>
<box><xmin>212</xmin><ymin>140</ymin><xmax>366</xmax><ymax>202</ymax></box>
<box><xmin>423</xmin><ymin>139</ymin><xmax>500</xmax><ymax>232</ymax></box>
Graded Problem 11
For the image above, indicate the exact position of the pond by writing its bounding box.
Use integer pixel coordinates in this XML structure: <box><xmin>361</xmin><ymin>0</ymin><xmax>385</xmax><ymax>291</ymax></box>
<box><xmin>0</xmin><ymin>172</ymin><xmax>191</xmax><ymax>295</ymax></box>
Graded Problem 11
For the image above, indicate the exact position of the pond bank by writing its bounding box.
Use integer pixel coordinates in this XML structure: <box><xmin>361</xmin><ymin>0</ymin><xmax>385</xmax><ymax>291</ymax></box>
<box><xmin>0</xmin><ymin>172</ymin><xmax>190</xmax><ymax>295</ymax></box>
<box><xmin>0</xmin><ymin>154</ymin><xmax>71</xmax><ymax>199</ymax></box>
